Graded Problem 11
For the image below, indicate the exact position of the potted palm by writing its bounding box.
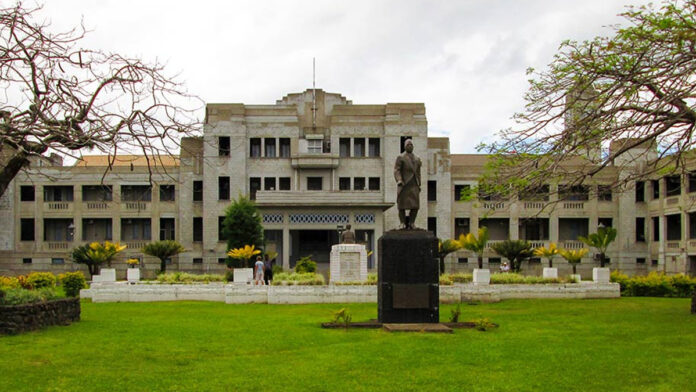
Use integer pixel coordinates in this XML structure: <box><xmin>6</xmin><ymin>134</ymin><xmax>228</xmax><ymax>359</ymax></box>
<box><xmin>559</xmin><ymin>248</ymin><xmax>588</xmax><ymax>282</ymax></box>
<box><xmin>126</xmin><ymin>258</ymin><xmax>140</xmax><ymax>283</ymax></box>
<box><xmin>227</xmin><ymin>245</ymin><xmax>262</xmax><ymax>284</ymax></box>
<box><xmin>142</xmin><ymin>240</ymin><xmax>186</xmax><ymax>274</ymax></box>
<box><xmin>578</xmin><ymin>226</ymin><xmax>617</xmax><ymax>283</ymax></box>
<box><xmin>534</xmin><ymin>242</ymin><xmax>560</xmax><ymax>279</ymax></box>
<box><xmin>459</xmin><ymin>227</ymin><xmax>489</xmax><ymax>284</ymax></box>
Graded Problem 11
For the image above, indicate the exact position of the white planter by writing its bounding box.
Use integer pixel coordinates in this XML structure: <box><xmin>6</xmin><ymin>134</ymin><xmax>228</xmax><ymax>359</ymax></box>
<box><xmin>127</xmin><ymin>268</ymin><xmax>140</xmax><ymax>283</ymax></box>
<box><xmin>593</xmin><ymin>267</ymin><xmax>610</xmax><ymax>283</ymax></box>
<box><xmin>569</xmin><ymin>274</ymin><xmax>582</xmax><ymax>283</ymax></box>
<box><xmin>94</xmin><ymin>268</ymin><xmax>116</xmax><ymax>282</ymax></box>
<box><xmin>473</xmin><ymin>269</ymin><xmax>490</xmax><ymax>285</ymax></box>
<box><xmin>233</xmin><ymin>268</ymin><xmax>254</xmax><ymax>284</ymax></box>
<box><xmin>542</xmin><ymin>268</ymin><xmax>558</xmax><ymax>279</ymax></box>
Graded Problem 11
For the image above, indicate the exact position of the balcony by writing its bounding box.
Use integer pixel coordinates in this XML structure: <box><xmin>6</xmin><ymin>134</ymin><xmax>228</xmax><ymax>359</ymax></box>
<box><xmin>561</xmin><ymin>240</ymin><xmax>584</xmax><ymax>250</ymax></box>
<box><xmin>121</xmin><ymin>202</ymin><xmax>151</xmax><ymax>212</ymax></box>
<box><xmin>482</xmin><ymin>201</ymin><xmax>505</xmax><ymax>210</ymax></box>
<box><xmin>124</xmin><ymin>241</ymin><xmax>148</xmax><ymax>251</ymax></box>
<box><xmin>665</xmin><ymin>241</ymin><xmax>682</xmax><ymax>251</ymax></box>
<box><xmin>290</xmin><ymin>154</ymin><xmax>340</xmax><ymax>169</ymax></box>
<box><xmin>254</xmin><ymin>191</ymin><xmax>390</xmax><ymax>208</ymax></box>
<box><xmin>85</xmin><ymin>201</ymin><xmax>112</xmax><ymax>210</ymax></box>
<box><xmin>44</xmin><ymin>202</ymin><xmax>73</xmax><ymax>213</ymax></box>
<box><xmin>562</xmin><ymin>202</ymin><xmax>585</xmax><ymax>210</ymax></box>
<box><xmin>44</xmin><ymin>241</ymin><xmax>71</xmax><ymax>251</ymax></box>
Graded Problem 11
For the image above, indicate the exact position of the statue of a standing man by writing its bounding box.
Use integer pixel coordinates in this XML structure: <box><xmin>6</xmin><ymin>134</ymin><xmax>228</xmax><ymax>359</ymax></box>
<box><xmin>394</xmin><ymin>138</ymin><xmax>421</xmax><ymax>229</ymax></box>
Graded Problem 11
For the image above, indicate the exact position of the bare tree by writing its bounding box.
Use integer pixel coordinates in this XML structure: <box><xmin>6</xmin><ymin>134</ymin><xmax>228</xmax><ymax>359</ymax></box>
<box><xmin>480</xmin><ymin>0</ymin><xmax>696</xmax><ymax>199</ymax></box>
<box><xmin>0</xmin><ymin>3</ymin><xmax>201</xmax><ymax>198</ymax></box>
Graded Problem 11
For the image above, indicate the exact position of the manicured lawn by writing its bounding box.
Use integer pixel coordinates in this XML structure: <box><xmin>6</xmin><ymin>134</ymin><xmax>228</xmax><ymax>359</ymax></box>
<box><xmin>1</xmin><ymin>298</ymin><xmax>695</xmax><ymax>391</ymax></box>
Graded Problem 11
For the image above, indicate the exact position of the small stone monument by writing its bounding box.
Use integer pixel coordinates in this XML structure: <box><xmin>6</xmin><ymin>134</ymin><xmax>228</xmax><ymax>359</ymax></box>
<box><xmin>330</xmin><ymin>225</ymin><xmax>368</xmax><ymax>283</ymax></box>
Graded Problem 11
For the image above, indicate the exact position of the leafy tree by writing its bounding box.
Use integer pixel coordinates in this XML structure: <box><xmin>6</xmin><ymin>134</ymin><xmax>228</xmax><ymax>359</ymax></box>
<box><xmin>559</xmin><ymin>248</ymin><xmax>589</xmax><ymax>275</ymax></box>
<box><xmin>438</xmin><ymin>239</ymin><xmax>462</xmax><ymax>275</ymax></box>
<box><xmin>534</xmin><ymin>242</ymin><xmax>560</xmax><ymax>268</ymax></box>
<box><xmin>71</xmin><ymin>244</ymin><xmax>99</xmax><ymax>279</ymax></box>
<box><xmin>227</xmin><ymin>244</ymin><xmax>261</xmax><ymax>269</ymax></box>
<box><xmin>142</xmin><ymin>240</ymin><xmax>186</xmax><ymax>273</ymax></box>
<box><xmin>579</xmin><ymin>226</ymin><xmax>618</xmax><ymax>268</ymax></box>
<box><xmin>70</xmin><ymin>241</ymin><xmax>126</xmax><ymax>278</ymax></box>
<box><xmin>222</xmin><ymin>195</ymin><xmax>264</xmax><ymax>258</ymax></box>
<box><xmin>490</xmin><ymin>240</ymin><xmax>533</xmax><ymax>273</ymax></box>
<box><xmin>480</xmin><ymin>0</ymin><xmax>696</xmax><ymax>200</ymax></box>
<box><xmin>0</xmin><ymin>4</ymin><xmax>199</xmax><ymax>198</ymax></box>
<box><xmin>459</xmin><ymin>227</ymin><xmax>489</xmax><ymax>269</ymax></box>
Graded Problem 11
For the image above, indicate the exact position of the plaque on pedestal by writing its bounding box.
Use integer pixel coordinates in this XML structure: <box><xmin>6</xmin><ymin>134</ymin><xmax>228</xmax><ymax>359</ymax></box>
<box><xmin>330</xmin><ymin>244</ymin><xmax>368</xmax><ymax>283</ymax></box>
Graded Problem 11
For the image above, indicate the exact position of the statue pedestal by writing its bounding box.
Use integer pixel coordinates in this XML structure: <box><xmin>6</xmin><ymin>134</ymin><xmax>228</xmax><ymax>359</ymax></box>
<box><xmin>330</xmin><ymin>244</ymin><xmax>368</xmax><ymax>283</ymax></box>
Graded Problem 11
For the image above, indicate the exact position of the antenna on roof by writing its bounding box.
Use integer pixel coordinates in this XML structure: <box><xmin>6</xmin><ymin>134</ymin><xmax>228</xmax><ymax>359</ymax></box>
<box><xmin>312</xmin><ymin>57</ymin><xmax>316</xmax><ymax>130</ymax></box>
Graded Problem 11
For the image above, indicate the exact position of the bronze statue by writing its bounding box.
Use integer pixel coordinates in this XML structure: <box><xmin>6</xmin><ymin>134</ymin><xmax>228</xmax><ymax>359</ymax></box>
<box><xmin>394</xmin><ymin>138</ymin><xmax>421</xmax><ymax>229</ymax></box>
<box><xmin>340</xmin><ymin>224</ymin><xmax>356</xmax><ymax>244</ymax></box>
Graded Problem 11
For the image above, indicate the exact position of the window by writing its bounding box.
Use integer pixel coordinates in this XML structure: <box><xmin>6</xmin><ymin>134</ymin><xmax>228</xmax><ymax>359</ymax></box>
<box><xmin>82</xmin><ymin>218</ymin><xmax>113</xmax><ymax>241</ymax></box>
<box><xmin>265</xmin><ymin>138</ymin><xmax>276</xmax><ymax>158</ymax></box>
<box><xmin>264</xmin><ymin>177</ymin><xmax>276</xmax><ymax>191</ymax></box>
<box><xmin>339</xmin><ymin>138</ymin><xmax>351</xmax><ymax>157</ymax></box>
<box><xmin>427</xmin><ymin>180</ymin><xmax>437</xmax><ymax>201</ymax></box>
<box><xmin>218</xmin><ymin>216</ymin><xmax>226</xmax><ymax>241</ymax></box>
<box><xmin>121</xmin><ymin>218</ymin><xmax>151</xmax><ymax>241</ymax></box>
<box><xmin>250</xmin><ymin>138</ymin><xmax>261</xmax><ymax>157</ymax></box>
<box><xmin>427</xmin><ymin>217</ymin><xmax>437</xmax><ymax>236</ymax></box>
<box><xmin>279</xmin><ymin>177</ymin><xmax>291</xmax><ymax>191</ymax></box>
<box><xmin>636</xmin><ymin>258</ymin><xmax>646</xmax><ymax>264</ymax></box>
<box><xmin>83</xmin><ymin>185</ymin><xmax>113</xmax><ymax>201</ymax></box>
<box><xmin>44</xmin><ymin>219</ymin><xmax>74</xmax><ymax>242</ymax></box>
<box><xmin>20</xmin><ymin>186</ymin><xmax>34</xmax><ymax>201</ymax></box>
<box><xmin>665</xmin><ymin>175</ymin><xmax>681</xmax><ymax>197</ymax></box>
<box><xmin>559</xmin><ymin>185</ymin><xmax>589</xmax><ymax>201</ymax></box>
<box><xmin>636</xmin><ymin>181</ymin><xmax>645</xmax><ymax>202</ymax></box>
<box><xmin>519</xmin><ymin>184</ymin><xmax>550</xmax><ymax>201</ymax></box>
<box><xmin>598</xmin><ymin>218</ymin><xmax>613</xmax><ymax>228</ymax></box>
<box><xmin>279</xmin><ymin>138</ymin><xmax>291</xmax><ymax>158</ymax></box>
<box><xmin>193</xmin><ymin>258</ymin><xmax>203</xmax><ymax>264</ymax></box>
<box><xmin>454</xmin><ymin>218</ymin><xmax>470</xmax><ymax>238</ymax></box>
<box><xmin>666</xmin><ymin>214</ymin><xmax>681</xmax><ymax>241</ymax></box>
<box><xmin>218</xmin><ymin>177</ymin><xmax>230</xmax><ymax>200</ymax></box>
<box><xmin>454</xmin><ymin>184</ymin><xmax>471</xmax><ymax>201</ymax></box>
<box><xmin>354</xmin><ymin>177</ymin><xmax>366</xmax><ymax>191</ymax></box>
<box><xmin>353</xmin><ymin>138</ymin><xmax>365</xmax><ymax>157</ymax></box>
<box><xmin>250</xmin><ymin>177</ymin><xmax>261</xmax><ymax>200</ymax></box>
<box><xmin>193</xmin><ymin>217</ymin><xmax>203</xmax><ymax>242</ymax></box>
<box><xmin>22</xmin><ymin>258</ymin><xmax>32</xmax><ymax>264</ymax></box>
<box><xmin>20</xmin><ymin>219</ymin><xmax>34</xmax><ymax>241</ymax></box>
<box><xmin>218</xmin><ymin>258</ymin><xmax>227</xmax><ymax>264</ymax></box>
<box><xmin>652</xmin><ymin>180</ymin><xmax>660</xmax><ymax>199</ymax></box>
<box><xmin>160</xmin><ymin>185</ymin><xmax>175</xmax><ymax>202</ymax></box>
<box><xmin>368</xmin><ymin>138</ymin><xmax>380</xmax><ymax>157</ymax></box>
<box><xmin>636</xmin><ymin>217</ymin><xmax>646</xmax><ymax>242</ymax></box>
<box><xmin>43</xmin><ymin>186</ymin><xmax>74</xmax><ymax>202</ymax></box>
<box><xmin>458</xmin><ymin>258</ymin><xmax>468</xmax><ymax>264</ymax></box>
<box><xmin>519</xmin><ymin>218</ymin><xmax>549</xmax><ymax>241</ymax></box>
<box><xmin>597</xmin><ymin>186</ymin><xmax>612</xmax><ymax>201</ymax></box>
<box><xmin>121</xmin><ymin>185</ymin><xmax>151</xmax><ymax>202</ymax></box>
<box><xmin>307</xmin><ymin>139</ymin><xmax>322</xmax><ymax>154</ymax></box>
<box><xmin>652</xmin><ymin>259</ymin><xmax>658</xmax><ymax>266</ymax></box>
<box><xmin>558</xmin><ymin>218</ymin><xmax>589</xmax><ymax>241</ymax></box>
<box><xmin>690</xmin><ymin>212</ymin><xmax>696</xmax><ymax>239</ymax></box>
<box><xmin>51</xmin><ymin>258</ymin><xmax>64</xmax><ymax>265</ymax></box>
<box><xmin>307</xmin><ymin>177</ymin><xmax>322</xmax><ymax>191</ymax></box>
<box><xmin>193</xmin><ymin>181</ymin><xmax>203</xmax><ymax>202</ymax></box>
<box><xmin>690</xmin><ymin>173</ymin><xmax>696</xmax><ymax>193</ymax></box>
<box><xmin>368</xmin><ymin>177</ymin><xmax>380</xmax><ymax>191</ymax></box>
<box><xmin>219</xmin><ymin>136</ymin><xmax>230</xmax><ymax>156</ymax></box>
<box><xmin>339</xmin><ymin>177</ymin><xmax>351</xmax><ymax>191</ymax></box>
<box><xmin>488</xmin><ymin>257</ymin><xmax>501</xmax><ymax>265</ymax></box>
<box><xmin>400</xmin><ymin>136</ymin><xmax>412</xmax><ymax>153</ymax></box>
<box><xmin>652</xmin><ymin>216</ymin><xmax>660</xmax><ymax>241</ymax></box>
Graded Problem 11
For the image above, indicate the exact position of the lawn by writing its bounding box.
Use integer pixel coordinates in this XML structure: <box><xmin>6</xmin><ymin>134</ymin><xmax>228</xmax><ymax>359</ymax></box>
<box><xmin>1</xmin><ymin>298</ymin><xmax>695</xmax><ymax>391</ymax></box>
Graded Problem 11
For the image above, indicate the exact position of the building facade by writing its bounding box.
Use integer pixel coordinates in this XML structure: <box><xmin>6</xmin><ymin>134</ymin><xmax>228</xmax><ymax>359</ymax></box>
<box><xmin>1</xmin><ymin>89</ymin><xmax>695</xmax><ymax>278</ymax></box>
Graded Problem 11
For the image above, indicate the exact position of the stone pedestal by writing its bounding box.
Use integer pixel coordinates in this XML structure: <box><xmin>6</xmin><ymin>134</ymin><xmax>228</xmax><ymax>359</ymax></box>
<box><xmin>378</xmin><ymin>230</ymin><xmax>439</xmax><ymax>324</ymax></box>
<box><xmin>473</xmin><ymin>269</ymin><xmax>490</xmax><ymax>285</ymax></box>
<box><xmin>233</xmin><ymin>268</ymin><xmax>253</xmax><ymax>284</ymax></box>
<box><xmin>127</xmin><ymin>268</ymin><xmax>140</xmax><ymax>283</ymax></box>
<box><xmin>543</xmin><ymin>268</ymin><xmax>558</xmax><ymax>279</ymax></box>
<box><xmin>570</xmin><ymin>274</ymin><xmax>582</xmax><ymax>283</ymax></box>
<box><xmin>593</xmin><ymin>267</ymin><xmax>610</xmax><ymax>283</ymax></box>
<box><xmin>93</xmin><ymin>268</ymin><xmax>116</xmax><ymax>283</ymax></box>
<box><xmin>330</xmin><ymin>244</ymin><xmax>368</xmax><ymax>283</ymax></box>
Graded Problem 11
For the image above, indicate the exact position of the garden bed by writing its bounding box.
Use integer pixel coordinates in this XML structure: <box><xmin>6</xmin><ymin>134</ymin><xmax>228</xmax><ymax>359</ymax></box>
<box><xmin>0</xmin><ymin>297</ymin><xmax>80</xmax><ymax>335</ymax></box>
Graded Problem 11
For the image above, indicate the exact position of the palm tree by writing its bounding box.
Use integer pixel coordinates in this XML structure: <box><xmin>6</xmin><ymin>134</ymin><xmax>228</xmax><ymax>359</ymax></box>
<box><xmin>142</xmin><ymin>240</ymin><xmax>186</xmax><ymax>274</ymax></box>
<box><xmin>578</xmin><ymin>226</ymin><xmax>617</xmax><ymax>268</ymax></box>
<box><xmin>438</xmin><ymin>239</ymin><xmax>462</xmax><ymax>275</ymax></box>
<box><xmin>534</xmin><ymin>242</ymin><xmax>560</xmax><ymax>268</ymax></box>
<box><xmin>559</xmin><ymin>248</ymin><xmax>589</xmax><ymax>275</ymax></box>
<box><xmin>459</xmin><ymin>227</ymin><xmax>489</xmax><ymax>269</ymax></box>
<box><xmin>227</xmin><ymin>244</ymin><xmax>262</xmax><ymax>268</ymax></box>
<box><xmin>490</xmin><ymin>240</ymin><xmax>533</xmax><ymax>273</ymax></box>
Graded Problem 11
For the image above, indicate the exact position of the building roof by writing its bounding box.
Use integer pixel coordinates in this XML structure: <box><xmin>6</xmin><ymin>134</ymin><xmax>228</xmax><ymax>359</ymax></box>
<box><xmin>74</xmin><ymin>155</ymin><xmax>179</xmax><ymax>168</ymax></box>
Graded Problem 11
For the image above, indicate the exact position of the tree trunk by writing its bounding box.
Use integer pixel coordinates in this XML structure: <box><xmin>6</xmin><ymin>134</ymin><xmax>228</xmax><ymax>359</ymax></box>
<box><xmin>0</xmin><ymin>152</ymin><xmax>30</xmax><ymax>199</ymax></box>
<box><xmin>160</xmin><ymin>258</ymin><xmax>167</xmax><ymax>274</ymax></box>
<box><xmin>549</xmin><ymin>257</ymin><xmax>553</xmax><ymax>268</ymax></box>
<box><xmin>478</xmin><ymin>255</ymin><xmax>483</xmax><ymax>269</ymax></box>
<box><xmin>439</xmin><ymin>256</ymin><xmax>445</xmax><ymax>275</ymax></box>
<box><xmin>691</xmin><ymin>290</ymin><xmax>696</xmax><ymax>314</ymax></box>
<box><xmin>572</xmin><ymin>264</ymin><xmax>577</xmax><ymax>274</ymax></box>
<box><xmin>600</xmin><ymin>253</ymin><xmax>606</xmax><ymax>268</ymax></box>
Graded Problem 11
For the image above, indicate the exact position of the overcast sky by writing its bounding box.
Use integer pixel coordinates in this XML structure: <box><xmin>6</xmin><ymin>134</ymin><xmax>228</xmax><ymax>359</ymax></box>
<box><xmin>38</xmin><ymin>0</ymin><xmax>653</xmax><ymax>154</ymax></box>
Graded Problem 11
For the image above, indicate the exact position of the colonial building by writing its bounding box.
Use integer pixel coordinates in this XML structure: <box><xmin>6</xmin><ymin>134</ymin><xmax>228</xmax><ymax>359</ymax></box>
<box><xmin>1</xmin><ymin>89</ymin><xmax>694</xmax><ymax>278</ymax></box>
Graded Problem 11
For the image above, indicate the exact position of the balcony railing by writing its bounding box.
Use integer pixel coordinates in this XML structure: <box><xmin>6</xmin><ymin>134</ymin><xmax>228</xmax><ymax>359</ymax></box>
<box><xmin>86</xmin><ymin>202</ymin><xmax>110</xmax><ymax>210</ymax></box>
<box><xmin>561</xmin><ymin>240</ymin><xmax>584</xmax><ymax>249</ymax></box>
<box><xmin>526</xmin><ymin>241</ymin><xmax>548</xmax><ymax>249</ymax></box>
<box><xmin>45</xmin><ymin>202</ymin><xmax>70</xmax><ymax>210</ymax></box>
<box><xmin>562</xmin><ymin>202</ymin><xmax>584</xmax><ymax>210</ymax></box>
<box><xmin>665</xmin><ymin>197</ymin><xmax>680</xmax><ymax>206</ymax></box>
<box><xmin>666</xmin><ymin>241</ymin><xmax>681</xmax><ymax>250</ymax></box>
<box><xmin>46</xmin><ymin>241</ymin><xmax>70</xmax><ymax>250</ymax></box>
<box><xmin>482</xmin><ymin>202</ymin><xmax>505</xmax><ymax>210</ymax></box>
<box><xmin>523</xmin><ymin>202</ymin><xmax>545</xmax><ymax>209</ymax></box>
<box><xmin>124</xmin><ymin>241</ymin><xmax>148</xmax><ymax>250</ymax></box>
<box><xmin>485</xmin><ymin>240</ymin><xmax>505</xmax><ymax>249</ymax></box>
<box><xmin>123</xmin><ymin>202</ymin><xmax>150</xmax><ymax>211</ymax></box>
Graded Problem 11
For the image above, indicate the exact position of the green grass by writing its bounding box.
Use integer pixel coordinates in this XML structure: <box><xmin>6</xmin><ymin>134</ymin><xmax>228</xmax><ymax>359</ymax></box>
<box><xmin>1</xmin><ymin>298</ymin><xmax>695</xmax><ymax>391</ymax></box>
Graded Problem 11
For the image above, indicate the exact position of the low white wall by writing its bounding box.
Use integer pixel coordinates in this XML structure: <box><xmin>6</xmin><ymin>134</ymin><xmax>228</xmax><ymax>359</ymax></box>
<box><xmin>82</xmin><ymin>282</ymin><xmax>620</xmax><ymax>304</ymax></box>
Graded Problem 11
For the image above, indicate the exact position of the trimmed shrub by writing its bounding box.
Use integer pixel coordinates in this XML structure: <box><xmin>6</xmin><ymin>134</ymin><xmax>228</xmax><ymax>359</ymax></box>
<box><xmin>224</xmin><ymin>270</ymin><xmax>235</xmax><ymax>283</ymax></box>
<box><xmin>58</xmin><ymin>272</ymin><xmax>87</xmax><ymax>297</ymax></box>
<box><xmin>0</xmin><ymin>276</ymin><xmax>20</xmax><ymax>289</ymax></box>
<box><xmin>156</xmin><ymin>272</ymin><xmax>225</xmax><ymax>284</ymax></box>
<box><xmin>272</xmin><ymin>264</ymin><xmax>283</xmax><ymax>275</ymax></box>
<box><xmin>294</xmin><ymin>256</ymin><xmax>317</xmax><ymax>273</ymax></box>
<box><xmin>490</xmin><ymin>273</ymin><xmax>565</xmax><ymax>284</ymax></box>
<box><xmin>271</xmin><ymin>272</ymin><xmax>324</xmax><ymax>286</ymax></box>
<box><xmin>25</xmin><ymin>272</ymin><xmax>57</xmax><ymax>289</ymax></box>
<box><xmin>0</xmin><ymin>287</ymin><xmax>62</xmax><ymax>306</ymax></box>
<box><xmin>439</xmin><ymin>275</ymin><xmax>454</xmax><ymax>286</ymax></box>
<box><xmin>610</xmin><ymin>271</ymin><xmax>696</xmax><ymax>298</ymax></box>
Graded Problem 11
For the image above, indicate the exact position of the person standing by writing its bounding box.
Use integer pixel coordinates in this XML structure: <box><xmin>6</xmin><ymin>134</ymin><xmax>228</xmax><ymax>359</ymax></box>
<box><xmin>263</xmin><ymin>254</ymin><xmax>273</xmax><ymax>285</ymax></box>
<box><xmin>254</xmin><ymin>256</ymin><xmax>265</xmax><ymax>285</ymax></box>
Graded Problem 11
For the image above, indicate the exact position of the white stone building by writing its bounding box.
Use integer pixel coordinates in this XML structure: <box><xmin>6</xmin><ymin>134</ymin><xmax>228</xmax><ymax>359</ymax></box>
<box><xmin>1</xmin><ymin>89</ymin><xmax>695</xmax><ymax>278</ymax></box>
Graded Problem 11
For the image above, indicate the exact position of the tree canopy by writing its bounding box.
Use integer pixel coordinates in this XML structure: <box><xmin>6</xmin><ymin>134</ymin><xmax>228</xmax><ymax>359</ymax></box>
<box><xmin>221</xmin><ymin>195</ymin><xmax>264</xmax><ymax>266</ymax></box>
<box><xmin>0</xmin><ymin>3</ymin><xmax>200</xmax><ymax>198</ymax></box>
<box><xmin>142</xmin><ymin>240</ymin><xmax>186</xmax><ymax>273</ymax></box>
<box><xmin>481</xmin><ymin>0</ymin><xmax>696</xmax><ymax>200</ymax></box>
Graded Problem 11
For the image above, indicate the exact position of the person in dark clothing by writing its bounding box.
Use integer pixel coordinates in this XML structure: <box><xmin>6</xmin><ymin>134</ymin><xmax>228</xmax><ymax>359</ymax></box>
<box><xmin>264</xmin><ymin>254</ymin><xmax>274</xmax><ymax>285</ymax></box>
